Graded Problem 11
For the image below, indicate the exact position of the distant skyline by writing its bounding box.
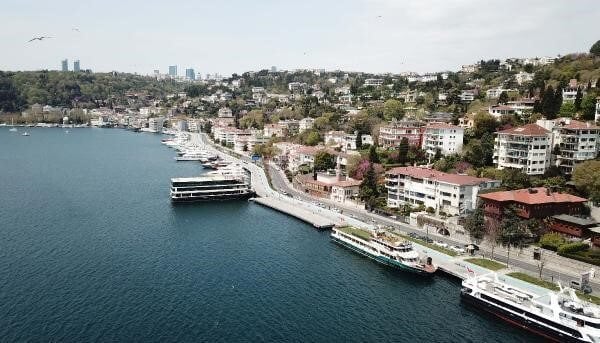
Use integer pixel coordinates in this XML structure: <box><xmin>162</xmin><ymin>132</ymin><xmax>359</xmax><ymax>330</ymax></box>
<box><xmin>1</xmin><ymin>0</ymin><xmax>598</xmax><ymax>76</ymax></box>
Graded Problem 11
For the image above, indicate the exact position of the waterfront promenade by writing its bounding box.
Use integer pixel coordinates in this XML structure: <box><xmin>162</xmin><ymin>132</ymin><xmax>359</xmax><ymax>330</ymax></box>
<box><xmin>193</xmin><ymin>132</ymin><xmax>600</xmax><ymax>296</ymax></box>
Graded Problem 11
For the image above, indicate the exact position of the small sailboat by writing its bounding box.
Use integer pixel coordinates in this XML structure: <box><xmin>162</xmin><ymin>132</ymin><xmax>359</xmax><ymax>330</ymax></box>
<box><xmin>21</xmin><ymin>132</ymin><xmax>30</xmax><ymax>136</ymax></box>
<box><xmin>9</xmin><ymin>119</ymin><xmax>17</xmax><ymax>132</ymax></box>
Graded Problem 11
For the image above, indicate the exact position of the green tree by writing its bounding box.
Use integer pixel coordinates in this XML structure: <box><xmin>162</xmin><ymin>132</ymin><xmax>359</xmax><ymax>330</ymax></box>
<box><xmin>559</xmin><ymin>102</ymin><xmax>575</xmax><ymax>117</ymax></box>
<box><xmin>464</xmin><ymin>204</ymin><xmax>485</xmax><ymax>243</ymax></box>
<box><xmin>305</xmin><ymin>130</ymin><xmax>321</xmax><ymax>146</ymax></box>
<box><xmin>590</xmin><ymin>40</ymin><xmax>600</xmax><ymax>56</ymax></box>
<box><xmin>463</xmin><ymin>133</ymin><xmax>494</xmax><ymax>167</ymax></box>
<box><xmin>383</xmin><ymin>99</ymin><xmax>405</xmax><ymax>121</ymax></box>
<box><xmin>552</xmin><ymin>85</ymin><xmax>563</xmax><ymax>117</ymax></box>
<box><xmin>580</xmin><ymin>94</ymin><xmax>598</xmax><ymax>120</ymax></box>
<box><xmin>498</xmin><ymin>91</ymin><xmax>509</xmax><ymax>105</ymax></box>
<box><xmin>473</xmin><ymin>113</ymin><xmax>500</xmax><ymax>138</ymax></box>
<box><xmin>355</xmin><ymin>132</ymin><xmax>363</xmax><ymax>150</ymax></box>
<box><xmin>572</xmin><ymin>160</ymin><xmax>600</xmax><ymax>204</ymax></box>
<box><xmin>314</xmin><ymin>150</ymin><xmax>335</xmax><ymax>171</ymax></box>
<box><xmin>574</xmin><ymin>88</ymin><xmax>583</xmax><ymax>111</ymax></box>
<box><xmin>398</xmin><ymin>137</ymin><xmax>409</xmax><ymax>165</ymax></box>
<box><xmin>541</xmin><ymin>85</ymin><xmax>555</xmax><ymax>118</ymax></box>
<box><xmin>359</xmin><ymin>163</ymin><xmax>379</xmax><ymax>202</ymax></box>
<box><xmin>501</xmin><ymin>168</ymin><xmax>531</xmax><ymax>190</ymax></box>
<box><xmin>368</xmin><ymin>145</ymin><xmax>380</xmax><ymax>163</ymax></box>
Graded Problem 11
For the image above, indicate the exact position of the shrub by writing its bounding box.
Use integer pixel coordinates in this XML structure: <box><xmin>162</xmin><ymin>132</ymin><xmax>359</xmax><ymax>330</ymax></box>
<box><xmin>426</xmin><ymin>206</ymin><xmax>435</xmax><ymax>214</ymax></box>
<box><xmin>539</xmin><ymin>232</ymin><xmax>566</xmax><ymax>251</ymax></box>
<box><xmin>558</xmin><ymin>242</ymin><xmax>590</xmax><ymax>255</ymax></box>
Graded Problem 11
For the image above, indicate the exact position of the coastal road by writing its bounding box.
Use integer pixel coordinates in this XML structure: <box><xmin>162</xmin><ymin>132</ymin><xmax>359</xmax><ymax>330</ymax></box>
<box><xmin>265</xmin><ymin>164</ymin><xmax>600</xmax><ymax>292</ymax></box>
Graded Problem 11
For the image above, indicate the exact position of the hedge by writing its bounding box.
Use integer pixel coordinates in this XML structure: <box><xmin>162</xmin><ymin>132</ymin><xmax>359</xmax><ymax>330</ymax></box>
<box><xmin>557</xmin><ymin>242</ymin><xmax>590</xmax><ymax>255</ymax></box>
<box><xmin>539</xmin><ymin>232</ymin><xmax>565</xmax><ymax>252</ymax></box>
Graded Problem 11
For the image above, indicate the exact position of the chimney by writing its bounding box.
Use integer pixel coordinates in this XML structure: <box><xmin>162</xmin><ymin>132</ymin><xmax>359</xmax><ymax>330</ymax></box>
<box><xmin>546</xmin><ymin>188</ymin><xmax>551</xmax><ymax>196</ymax></box>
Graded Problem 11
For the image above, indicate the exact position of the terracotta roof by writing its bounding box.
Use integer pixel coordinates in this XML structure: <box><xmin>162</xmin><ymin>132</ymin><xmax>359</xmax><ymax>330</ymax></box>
<box><xmin>556</xmin><ymin>119</ymin><xmax>600</xmax><ymax>130</ymax></box>
<box><xmin>497</xmin><ymin>123</ymin><xmax>549</xmax><ymax>136</ymax></box>
<box><xmin>424</xmin><ymin>123</ymin><xmax>462</xmax><ymax>130</ymax></box>
<box><xmin>386</xmin><ymin>166</ymin><xmax>492</xmax><ymax>186</ymax></box>
<box><xmin>479</xmin><ymin>187</ymin><xmax>587</xmax><ymax>205</ymax></box>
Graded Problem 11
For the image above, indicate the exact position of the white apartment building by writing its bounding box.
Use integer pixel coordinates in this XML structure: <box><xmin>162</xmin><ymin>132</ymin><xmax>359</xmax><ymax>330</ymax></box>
<box><xmin>148</xmin><ymin>116</ymin><xmax>165</xmax><ymax>133</ymax></box>
<box><xmin>288</xmin><ymin>82</ymin><xmax>307</xmax><ymax>93</ymax></box>
<box><xmin>385</xmin><ymin>166</ymin><xmax>499</xmax><ymax>215</ymax></box>
<box><xmin>515</xmin><ymin>71</ymin><xmax>534</xmax><ymax>85</ymax></box>
<box><xmin>488</xmin><ymin>105</ymin><xmax>515</xmax><ymax>119</ymax></box>
<box><xmin>536</xmin><ymin>118</ymin><xmax>600</xmax><ymax>174</ymax></box>
<box><xmin>299</xmin><ymin>117</ymin><xmax>315</xmax><ymax>132</ymax></box>
<box><xmin>263</xmin><ymin>123</ymin><xmax>286</xmax><ymax>138</ymax></box>
<box><xmin>218</xmin><ymin>107</ymin><xmax>233</xmax><ymax>118</ymax></box>
<box><xmin>596</xmin><ymin>97</ymin><xmax>600</xmax><ymax>122</ymax></box>
<box><xmin>251</xmin><ymin>87</ymin><xmax>265</xmax><ymax>93</ymax></box>
<box><xmin>493</xmin><ymin>124</ymin><xmax>551</xmax><ymax>175</ymax></box>
<box><xmin>460</xmin><ymin>90</ymin><xmax>476</xmax><ymax>102</ymax></box>
<box><xmin>364</xmin><ymin>78</ymin><xmax>384</xmax><ymax>86</ymax></box>
<box><xmin>421</xmin><ymin>123</ymin><xmax>464</xmax><ymax>158</ymax></box>
<box><xmin>325</xmin><ymin>130</ymin><xmax>373</xmax><ymax>151</ymax></box>
<box><xmin>233</xmin><ymin>130</ymin><xmax>269</xmax><ymax>154</ymax></box>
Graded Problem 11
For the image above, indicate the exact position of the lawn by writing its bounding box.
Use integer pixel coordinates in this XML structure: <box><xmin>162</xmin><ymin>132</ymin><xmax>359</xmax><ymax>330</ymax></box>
<box><xmin>465</xmin><ymin>258</ymin><xmax>505</xmax><ymax>271</ymax></box>
<box><xmin>337</xmin><ymin>226</ymin><xmax>373</xmax><ymax>241</ymax></box>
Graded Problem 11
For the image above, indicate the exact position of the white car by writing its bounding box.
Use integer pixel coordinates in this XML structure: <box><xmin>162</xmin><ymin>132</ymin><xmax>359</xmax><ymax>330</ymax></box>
<box><xmin>449</xmin><ymin>245</ymin><xmax>465</xmax><ymax>254</ymax></box>
<box><xmin>433</xmin><ymin>241</ymin><xmax>448</xmax><ymax>248</ymax></box>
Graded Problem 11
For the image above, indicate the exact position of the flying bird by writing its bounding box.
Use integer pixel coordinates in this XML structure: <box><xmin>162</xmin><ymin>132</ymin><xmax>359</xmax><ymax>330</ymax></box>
<box><xmin>27</xmin><ymin>36</ymin><xmax>52</xmax><ymax>42</ymax></box>
<box><xmin>72</xmin><ymin>28</ymin><xmax>80</xmax><ymax>32</ymax></box>
<box><xmin>376</xmin><ymin>15</ymin><xmax>383</xmax><ymax>18</ymax></box>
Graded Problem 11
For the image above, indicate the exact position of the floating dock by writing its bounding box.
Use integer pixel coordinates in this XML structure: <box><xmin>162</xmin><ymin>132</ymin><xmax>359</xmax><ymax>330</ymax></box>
<box><xmin>251</xmin><ymin>197</ymin><xmax>335</xmax><ymax>229</ymax></box>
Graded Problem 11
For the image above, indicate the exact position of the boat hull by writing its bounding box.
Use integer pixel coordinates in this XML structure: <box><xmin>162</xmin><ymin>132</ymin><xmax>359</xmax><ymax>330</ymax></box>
<box><xmin>171</xmin><ymin>192</ymin><xmax>255</xmax><ymax>203</ymax></box>
<box><xmin>331</xmin><ymin>237</ymin><xmax>435</xmax><ymax>276</ymax></box>
<box><xmin>460</xmin><ymin>290</ymin><xmax>587</xmax><ymax>343</ymax></box>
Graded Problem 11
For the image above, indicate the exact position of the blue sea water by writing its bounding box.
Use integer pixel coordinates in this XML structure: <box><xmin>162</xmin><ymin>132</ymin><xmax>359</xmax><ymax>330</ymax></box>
<box><xmin>0</xmin><ymin>128</ymin><xmax>539</xmax><ymax>342</ymax></box>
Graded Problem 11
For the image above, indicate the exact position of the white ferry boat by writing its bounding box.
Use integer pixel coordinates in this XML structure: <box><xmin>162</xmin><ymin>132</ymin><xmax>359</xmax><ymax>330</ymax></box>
<box><xmin>170</xmin><ymin>168</ymin><xmax>254</xmax><ymax>203</ymax></box>
<box><xmin>331</xmin><ymin>226</ymin><xmax>437</xmax><ymax>276</ymax></box>
<box><xmin>461</xmin><ymin>273</ymin><xmax>600</xmax><ymax>342</ymax></box>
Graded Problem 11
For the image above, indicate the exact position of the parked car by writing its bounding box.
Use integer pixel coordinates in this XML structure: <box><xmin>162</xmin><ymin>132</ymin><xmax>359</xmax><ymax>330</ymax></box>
<box><xmin>390</xmin><ymin>215</ymin><xmax>397</xmax><ymax>220</ymax></box>
<box><xmin>433</xmin><ymin>241</ymin><xmax>448</xmax><ymax>248</ymax></box>
<box><xmin>450</xmin><ymin>245</ymin><xmax>466</xmax><ymax>254</ymax></box>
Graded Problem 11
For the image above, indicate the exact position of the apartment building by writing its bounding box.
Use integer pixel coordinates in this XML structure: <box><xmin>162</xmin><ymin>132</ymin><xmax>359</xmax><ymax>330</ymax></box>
<box><xmin>385</xmin><ymin>166</ymin><xmax>499</xmax><ymax>215</ymax></box>
<box><xmin>493</xmin><ymin>124</ymin><xmax>551</xmax><ymax>175</ymax></box>
<box><xmin>299</xmin><ymin>117</ymin><xmax>315</xmax><ymax>132</ymax></box>
<box><xmin>536</xmin><ymin>118</ymin><xmax>600</xmax><ymax>174</ymax></box>
<box><xmin>421</xmin><ymin>123</ymin><xmax>464</xmax><ymax>158</ymax></box>
<box><xmin>378</xmin><ymin>119</ymin><xmax>425</xmax><ymax>148</ymax></box>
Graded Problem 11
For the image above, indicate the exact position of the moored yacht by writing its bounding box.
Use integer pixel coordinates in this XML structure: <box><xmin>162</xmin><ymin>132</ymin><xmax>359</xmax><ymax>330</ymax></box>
<box><xmin>331</xmin><ymin>226</ymin><xmax>437</xmax><ymax>275</ymax></box>
<box><xmin>461</xmin><ymin>273</ymin><xmax>600</xmax><ymax>342</ymax></box>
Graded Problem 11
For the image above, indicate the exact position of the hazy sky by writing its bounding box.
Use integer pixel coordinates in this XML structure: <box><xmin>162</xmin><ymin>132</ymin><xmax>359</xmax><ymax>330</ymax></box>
<box><xmin>1</xmin><ymin>0</ymin><xmax>598</xmax><ymax>76</ymax></box>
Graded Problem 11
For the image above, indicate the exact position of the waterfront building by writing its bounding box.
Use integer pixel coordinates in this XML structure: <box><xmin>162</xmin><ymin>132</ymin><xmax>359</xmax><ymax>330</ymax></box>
<box><xmin>168</xmin><ymin>65</ymin><xmax>177</xmax><ymax>77</ymax></box>
<box><xmin>293</xmin><ymin>157</ymin><xmax>361</xmax><ymax>203</ymax></box>
<box><xmin>73</xmin><ymin>60</ymin><xmax>80</xmax><ymax>72</ymax></box>
<box><xmin>61</xmin><ymin>59</ymin><xmax>68</xmax><ymax>72</ymax></box>
<box><xmin>378</xmin><ymin>119</ymin><xmax>425</xmax><ymax>149</ymax></box>
<box><xmin>185</xmin><ymin>68</ymin><xmax>195</xmax><ymax>80</ymax></box>
<box><xmin>288</xmin><ymin>82</ymin><xmax>307</xmax><ymax>93</ymax></box>
<box><xmin>385</xmin><ymin>166</ymin><xmax>499</xmax><ymax>215</ymax></box>
<box><xmin>148</xmin><ymin>116</ymin><xmax>165</xmax><ymax>133</ymax></box>
<box><xmin>493</xmin><ymin>124</ymin><xmax>551</xmax><ymax>175</ymax></box>
<box><xmin>422</xmin><ymin>123</ymin><xmax>464</xmax><ymax>158</ymax></box>
<box><xmin>548</xmin><ymin>214</ymin><xmax>600</xmax><ymax>246</ymax></box>
<box><xmin>479</xmin><ymin>187</ymin><xmax>587</xmax><ymax>222</ymax></box>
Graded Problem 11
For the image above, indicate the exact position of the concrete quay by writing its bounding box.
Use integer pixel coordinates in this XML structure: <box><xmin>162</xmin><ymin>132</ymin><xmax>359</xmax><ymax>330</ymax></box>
<box><xmin>250</xmin><ymin>197</ymin><xmax>335</xmax><ymax>229</ymax></box>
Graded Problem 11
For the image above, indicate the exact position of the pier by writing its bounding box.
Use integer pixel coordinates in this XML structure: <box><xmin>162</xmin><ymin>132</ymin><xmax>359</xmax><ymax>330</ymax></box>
<box><xmin>250</xmin><ymin>197</ymin><xmax>335</xmax><ymax>229</ymax></box>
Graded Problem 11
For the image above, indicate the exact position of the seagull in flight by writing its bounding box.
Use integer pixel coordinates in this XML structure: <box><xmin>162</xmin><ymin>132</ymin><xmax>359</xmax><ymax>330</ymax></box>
<box><xmin>27</xmin><ymin>36</ymin><xmax>52</xmax><ymax>42</ymax></box>
<box><xmin>72</xmin><ymin>28</ymin><xmax>80</xmax><ymax>32</ymax></box>
<box><xmin>376</xmin><ymin>15</ymin><xmax>383</xmax><ymax>18</ymax></box>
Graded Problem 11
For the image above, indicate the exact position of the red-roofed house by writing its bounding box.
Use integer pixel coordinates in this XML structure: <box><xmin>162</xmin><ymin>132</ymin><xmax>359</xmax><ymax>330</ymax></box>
<box><xmin>385</xmin><ymin>166</ymin><xmax>500</xmax><ymax>215</ymax></box>
<box><xmin>479</xmin><ymin>187</ymin><xmax>587</xmax><ymax>221</ymax></box>
<box><xmin>493</xmin><ymin>124</ymin><xmax>552</xmax><ymax>175</ymax></box>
